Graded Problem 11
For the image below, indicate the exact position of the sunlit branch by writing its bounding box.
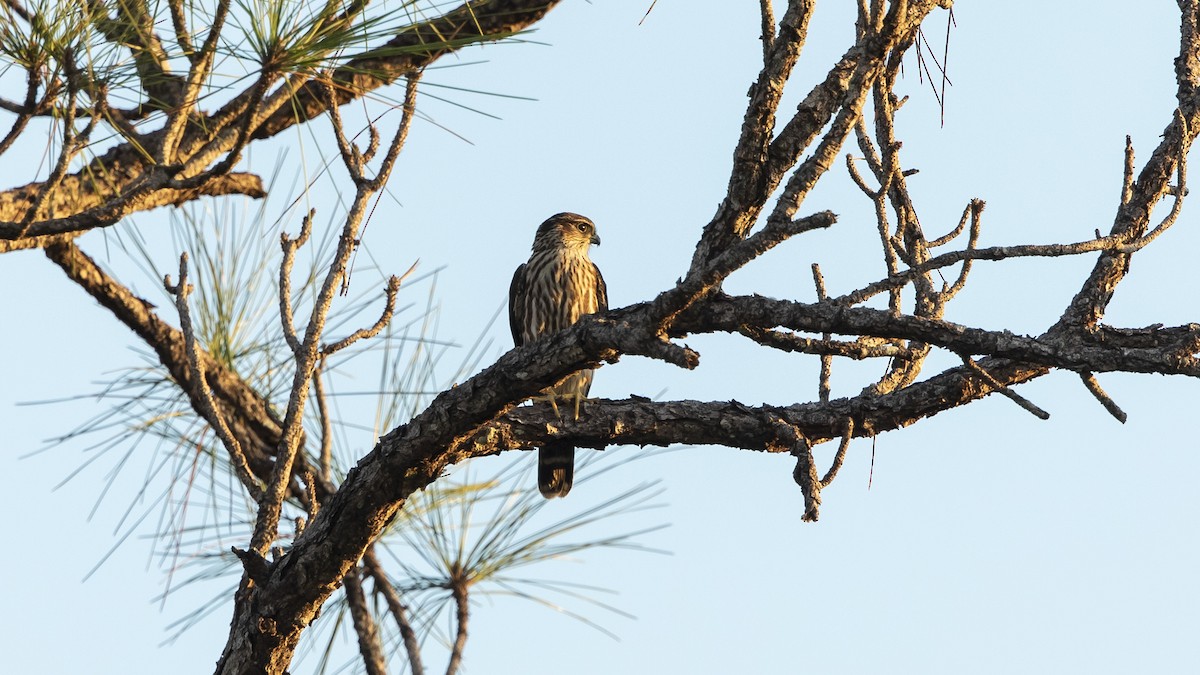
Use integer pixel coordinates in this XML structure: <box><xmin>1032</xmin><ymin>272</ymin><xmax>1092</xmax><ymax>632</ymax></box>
<box><xmin>960</xmin><ymin>355</ymin><xmax>1050</xmax><ymax>420</ymax></box>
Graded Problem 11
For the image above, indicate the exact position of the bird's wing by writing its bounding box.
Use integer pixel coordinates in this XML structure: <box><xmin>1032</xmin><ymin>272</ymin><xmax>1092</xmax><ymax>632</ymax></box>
<box><xmin>593</xmin><ymin>262</ymin><xmax>608</xmax><ymax>312</ymax></box>
<box><xmin>509</xmin><ymin>262</ymin><xmax>527</xmax><ymax>347</ymax></box>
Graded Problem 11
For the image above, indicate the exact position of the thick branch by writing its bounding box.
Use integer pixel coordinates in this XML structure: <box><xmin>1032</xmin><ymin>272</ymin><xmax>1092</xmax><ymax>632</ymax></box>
<box><xmin>0</xmin><ymin>1</ymin><xmax>560</xmax><ymax>252</ymax></box>
<box><xmin>251</xmin><ymin>0</ymin><xmax>563</xmax><ymax>139</ymax></box>
<box><xmin>0</xmin><ymin>172</ymin><xmax>265</xmax><ymax>253</ymax></box>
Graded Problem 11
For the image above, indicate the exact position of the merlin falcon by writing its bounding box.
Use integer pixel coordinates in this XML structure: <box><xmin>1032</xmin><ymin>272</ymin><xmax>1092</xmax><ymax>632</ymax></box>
<box><xmin>509</xmin><ymin>212</ymin><xmax>608</xmax><ymax>498</ymax></box>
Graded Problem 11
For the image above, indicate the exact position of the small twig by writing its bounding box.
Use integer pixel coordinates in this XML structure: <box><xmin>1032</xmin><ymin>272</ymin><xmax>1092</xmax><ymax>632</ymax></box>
<box><xmin>301</xmin><ymin>468</ymin><xmax>320</xmax><ymax>523</ymax></box>
<box><xmin>0</xmin><ymin>66</ymin><xmax>37</xmax><ymax>158</ymax></box>
<box><xmin>821</xmin><ymin>418</ymin><xmax>855</xmax><ymax>487</ymax></box>
<box><xmin>811</xmin><ymin>262</ymin><xmax>828</xmax><ymax>300</ymax></box>
<box><xmin>812</xmin><ymin>263</ymin><xmax>833</xmax><ymax>403</ymax></box>
<box><xmin>1121</xmin><ymin>135</ymin><xmax>1136</xmax><ymax>206</ymax></box>
<box><xmin>363</xmin><ymin>75</ymin><xmax>421</xmax><ymax>192</ymax></box>
<box><xmin>942</xmin><ymin>199</ymin><xmax>985</xmax><ymax>299</ymax></box>
<box><xmin>836</xmin><ymin>230</ymin><xmax>1132</xmax><ymax>307</ymax></box>
<box><xmin>19</xmin><ymin>68</ymin><xmax>103</xmax><ymax>233</ymax></box>
<box><xmin>1118</xmin><ymin>110</ymin><xmax>1190</xmax><ymax>253</ymax></box>
<box><xmin>928</xmin><ymin>199</ymin><xmax>975</xmax><ymax>248</ymax></box>
<box><xmin>279</xmin><ymin>209</ymin><xmax>315</xmax><ymax>356</ymax></box>
<box><xmin>311</xmin><ymin>363</ymin><xmax>334</xmax><ymax>483</ymax></box>
<box><xmin>1079</xmin><ymin>372</ymin><xmax>1128</xmax><ymax>423</ymax></box>
<box><xmin>231</xmin><ymin>546</ymin><xmax>271</xmax><ymax>585</ymax></box>
<box><xmin>324</xmin><ymin>79</ymin><xmax>368</xmax><ymax>183</ymax></box>
<box><xmin>852</xmin><ymin>120</ymin><xmax>902</xmax><ymax>310</ymax></box>
<box><xmin>759</xmin><ymin>0</ymin><xmax>776</xmax><ymax>60</ymax></box>
<box><xmin>845</xmin><ymin>153</ymin><xmax>880</xmax><ymax>198</ymax></box>
<box><xmin>961</xmin><ymin>354</ymin><xmax>1050</xmax><ymax>419</ymax></box>
<box><xmin>854</xmin><ymin>117</ymin><xmax>885</xmax><ymax>177</ymax></box>
<box><xmin>322</xmin><ymin>271</ymin><xmax>407</xmax><ymax>356</ymax></box>
<box><xmin>165</xmin><ymin>253</ymin><xmax>263</xmax><ymax>499</ymax></box>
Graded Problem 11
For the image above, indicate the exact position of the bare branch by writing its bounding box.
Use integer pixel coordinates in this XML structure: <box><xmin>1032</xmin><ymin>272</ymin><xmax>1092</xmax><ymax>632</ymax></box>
<box><xmin>1118</xmin><ymin>110</ymin><xmax>1190</xmax><ymax>253</ymax></box>
<box><xmin>928</xmin><ymin>199</ymin><xmax>975</xmax><ymax>248</ymax></box>
<box><xmin>164</xmin><ymin>253</ymin><xmax>265</xmax><ymax>500</ymax></box>
<box><xmin>322</xmin><ymin>274</ymin><xmax>403</xmax><ymax>357</ymax></box>
<box><xmin>774</xmin><ymin>420</ymin><xmax>821</xmax><ymax>522</ymax></box>
<box><xmin>737</xmin><ymin>326</ymin><xmax>911</xmax><ymax>361</ymax></box>
<box><xmin>445</xmin><ymin>582</ymin><xmax>470</xmax><ymax>675</ymax></box>
<box><xmin>231</xmin><ymin>547</ymin><xmax>272</xmax><ymax>586</ymax></box>
<box><xmin>364</xmin><ymin>548</ymin><xmax>425</xmax><ymax>675</ymax></box>
<box><xmin>279</xmin><ymin>209</ymin><xmax>315</xmax><ymax>356</ymax></box>
<box><xmin>159</xmin><ymin>0</ymin><xmax>232</xmax><ymax>163</ymax></box>
<box><xmin>312</xmin><ymin>367</ymin><xmax>334</xmax><ymax>484</ymax></box>
<box><xmin>0</xmin><ymin>173</ymin><xmax>266</xmax><ymax>253</ymax></box>
<box><xmin>812</xmin><ymin>263</ymin><xmax>833</xmax><ymax>403</ymax></box>
<box><xmin>941</xmin><ymin>199</ymin><xmax>985</xmax><ymax>300</ymax></box>
<box><xmin>671</xmin><ymin>294</ymin><xmax>1200</xmax><ymax>378</ymax></box>
<box><xmin>759</xmin><ymin>0</ymin><xmax>776</xmax><ymax>60</ymax></box>
<box><xmin>960</xmin><ymin>355</ymin><xmax>1050</xmax><ymax>420</ymax></box>
<box><xmin>1079</xmin><ymin>372</ymin><xmax>1129</xmax><ymax>424</ymax></box>
<box><xmin>836</xmin><ymin>230</ymin><xmax>1131</xmax><ymax>307</ymax></box>
<box><xmin>167</xmin><ymin>0</ymin><xmax>195</xmax><ymax>59</ymax></box>
<box><xmin>0</xmin><ymin>67</ymin><xmax>38</xmax><ymax>158</ymax></box>
<box><xmin>687</xmin><ymin>0</ymin><xmax>818</xmax><ymax>273</ymax></box>
<box><xmin>343</xmin><ymin>566</ymin><xmax>388</xmax><ymax>675</ymax></box>
<box><xmin>821</xmin><ymin>418</ymin><xmax>855</xmax><ymax>487</ymax></box>
<box><xmin>1054</xmin><ymin>26</ymin><xmax>1200</xmax><ymax>330</ymax></box>
<box><xmin>247</xmin><ymin>75</ymin><xmax>422</xmax><ymax>556</ymax></box>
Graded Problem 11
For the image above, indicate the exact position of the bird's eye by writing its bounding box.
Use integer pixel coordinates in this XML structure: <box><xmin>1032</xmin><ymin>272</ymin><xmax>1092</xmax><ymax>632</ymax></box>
<box><xmin>577</xmin><ymin>223</ymin><xmax>591</xmax><ymax>232</ymax></box>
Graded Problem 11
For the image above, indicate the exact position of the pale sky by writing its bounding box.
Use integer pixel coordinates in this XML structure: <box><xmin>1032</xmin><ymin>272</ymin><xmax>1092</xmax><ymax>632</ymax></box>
<box><xmin>3</xmin><ymin>2</ymin><xmax>1198</xmax><ymax>673</ymax></box>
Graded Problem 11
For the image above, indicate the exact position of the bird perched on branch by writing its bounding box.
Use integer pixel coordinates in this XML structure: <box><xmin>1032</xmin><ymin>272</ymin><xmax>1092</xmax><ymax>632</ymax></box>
<box><xmin>509</xmin><ymin>212</ymin><xmax>608</xmax><ymax>498</ymax></box>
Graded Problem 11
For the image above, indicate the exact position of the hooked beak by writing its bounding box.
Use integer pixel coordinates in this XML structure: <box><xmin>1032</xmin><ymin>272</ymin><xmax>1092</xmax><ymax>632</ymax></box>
<box><xmin>590</xmin><ymin>233</ymin><xmax>601</xmax><ymax>246</ymax></box>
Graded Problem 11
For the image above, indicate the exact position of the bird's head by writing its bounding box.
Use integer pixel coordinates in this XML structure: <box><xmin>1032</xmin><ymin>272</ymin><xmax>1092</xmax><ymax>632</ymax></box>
<box><xmin>532</xmin><ymin>212</ymin><xmax>601</xmax><ymax>252</ymax></box>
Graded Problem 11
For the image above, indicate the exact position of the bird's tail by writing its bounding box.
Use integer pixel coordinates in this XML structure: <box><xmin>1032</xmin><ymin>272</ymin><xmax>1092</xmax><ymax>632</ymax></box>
<box><xmin>538</xmin><ymin>443</ymin><xmax>575</xmax><ymax>498</ymax></box>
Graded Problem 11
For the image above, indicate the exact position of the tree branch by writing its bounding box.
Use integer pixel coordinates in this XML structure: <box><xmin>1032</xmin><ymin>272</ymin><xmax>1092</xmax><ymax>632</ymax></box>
<box><xmin>363</xmin><ymin>548</ymin><xmax>425</xmax><ymax>675</ymax></box>
<box><xmin>343</xmin><ymin>565</ymin><xmax>388</xmax><ymax>675</ymax></box>
<box><xmin>0</xmin><ymin>1</ymin><xmax>561</xmax><ymax>252</ymax></box>
<box><xmin>164</xmin><ymin>252</ymin><xmax>265</xmax><ymax>499</ymax></box>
